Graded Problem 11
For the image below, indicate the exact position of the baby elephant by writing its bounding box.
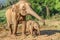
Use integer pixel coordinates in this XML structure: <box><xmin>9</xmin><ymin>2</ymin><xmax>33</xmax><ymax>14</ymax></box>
<box><xmin>26</xmin><ymin>20</ymin><xmax>40</xmax><ymax>35</ymax></box>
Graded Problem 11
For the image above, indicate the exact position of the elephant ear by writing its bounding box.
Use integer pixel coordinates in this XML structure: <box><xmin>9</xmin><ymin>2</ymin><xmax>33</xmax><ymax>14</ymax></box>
<box><xmin>12</xmin><ymin>5</ymin><xmax>19</xmax><ymax>13</ymax></box>
<box><xmin>20</xmin><ymin>4</ymin><xmax>27</xmax><ymax>16</ymax></box>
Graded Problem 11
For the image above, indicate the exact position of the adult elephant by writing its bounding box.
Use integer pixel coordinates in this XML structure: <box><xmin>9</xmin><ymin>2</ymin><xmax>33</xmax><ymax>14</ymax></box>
<box><xmin>5</xmin><ymin>0</ymin><xmax>44</xmax><ymax>36</ymax></box>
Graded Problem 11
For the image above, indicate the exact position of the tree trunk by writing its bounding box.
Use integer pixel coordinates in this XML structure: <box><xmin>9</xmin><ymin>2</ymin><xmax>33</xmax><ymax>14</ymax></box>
<box><xmin>46</xmin><ymin>6</ymin><xmax>50</xmax><ymax>18</ymax></box>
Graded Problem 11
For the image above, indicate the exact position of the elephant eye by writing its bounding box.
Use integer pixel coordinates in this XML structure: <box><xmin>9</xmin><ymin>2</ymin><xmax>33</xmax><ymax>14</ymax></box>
<box><xmin>22</xmin><ymin>5</ymin><xmax>26</xmax><ymax>10</ymax></box>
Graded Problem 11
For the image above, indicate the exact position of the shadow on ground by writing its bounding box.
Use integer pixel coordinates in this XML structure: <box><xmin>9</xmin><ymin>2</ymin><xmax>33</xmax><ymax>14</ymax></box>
<box><xmin>16</xmin><ymin>30</ymin><xmax>60</xmax><ymax>36</ymax></box>
<box><xmin>40</xmin><ymin>30</ymin><xmax>60</xmax><ymax>35</ymax></box>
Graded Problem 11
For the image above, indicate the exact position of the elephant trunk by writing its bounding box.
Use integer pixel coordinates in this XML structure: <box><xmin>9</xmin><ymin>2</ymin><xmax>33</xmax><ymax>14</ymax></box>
<box><xmin>29</xmin><ymin>9</ymin><xmax>42</xmax><ymax>21</ymax></box>
<box><xmin>26</xmin><ymin>5</ymin><xmax>43</xmax><ymax>21</ymax></box>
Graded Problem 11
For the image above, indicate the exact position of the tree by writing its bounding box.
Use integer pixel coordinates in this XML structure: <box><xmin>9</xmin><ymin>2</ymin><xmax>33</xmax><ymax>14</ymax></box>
<box><xmin>28</xmin><ymin>0</ymin><xmax>59</xmax><ymax>18</ymax></box>
<box><xmin>55</xmin><ymin>0</ymin><xmax>60</xmax><ymax>11</ymax></box>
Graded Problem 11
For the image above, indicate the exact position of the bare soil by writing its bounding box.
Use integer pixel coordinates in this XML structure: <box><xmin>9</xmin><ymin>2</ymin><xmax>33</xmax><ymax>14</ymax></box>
<box><xmin>0</xmin><ymin>27</ymin><xmax>60</xmax><ymax>40</ymax></box>
<box><xmin>0</xmin><ymin>20</ymin><xmax>60</xmax><ymax>40</ymax></box>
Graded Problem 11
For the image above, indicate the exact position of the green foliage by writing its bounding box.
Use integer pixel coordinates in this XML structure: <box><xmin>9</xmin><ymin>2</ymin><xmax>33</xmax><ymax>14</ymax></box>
<box><xmin>0</xmin><ymin>8</ymin><xmax>7</xmax><ymax>24</ymax></box>
<box><xmin>28</xmin><ymin>0</ymin><xmax>42</xmax><ymax>14</ymax></box>
<box><xmin>55</xmin><ymin>1</ymin><xmax>60</xmax><ymax>11</ymax></box>
<box><xmin>28</xmin><ymin>0</ymin><xmax>60</xmax><ymax>19</ymax></box>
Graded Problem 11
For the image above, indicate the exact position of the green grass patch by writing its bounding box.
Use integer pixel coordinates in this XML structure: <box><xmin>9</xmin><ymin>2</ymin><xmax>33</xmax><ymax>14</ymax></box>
<box><xmin>0</xmin><ymin>8</ymin><xmax>7</xmax><ymax>24</ymax></box>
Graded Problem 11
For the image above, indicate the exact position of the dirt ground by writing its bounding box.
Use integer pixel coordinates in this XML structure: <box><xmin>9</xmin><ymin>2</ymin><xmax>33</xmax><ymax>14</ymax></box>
<box><xmin>0</xmin><ymin>20</ymin><xmax>60</xmax><ymax>40</ymax></box>
<box><xmin>0</xmin><ymin>27</ymin><xmax>60</xmax><ymax>40</ymax></box>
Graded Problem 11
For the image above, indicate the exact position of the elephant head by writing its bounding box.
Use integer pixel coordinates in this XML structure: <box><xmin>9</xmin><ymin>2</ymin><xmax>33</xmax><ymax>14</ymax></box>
<box><xmin>17</xmin><ymin>1</ymin><xmax>44</xmax><ymax>22</ymax></box>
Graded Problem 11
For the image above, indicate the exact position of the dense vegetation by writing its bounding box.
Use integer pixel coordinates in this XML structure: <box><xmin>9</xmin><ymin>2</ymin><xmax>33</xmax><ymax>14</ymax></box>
<box><xmin>28</xmin><ymin>0</ymin><xmax>60</xmax><ymax>19</ymax></box>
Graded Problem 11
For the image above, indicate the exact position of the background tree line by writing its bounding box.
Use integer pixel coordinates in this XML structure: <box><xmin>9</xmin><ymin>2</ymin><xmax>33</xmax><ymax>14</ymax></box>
<box><xmin>0</xmin><ymin>0</ymin><xmax>60</xmax><ymax>19</ymax></box>
<box><xmin>28</xmin><ymin>0</ymin><xmax>60</xmax><ymax>19</ymax></box>
<box><xmin>0</xmin><ymin>0</ymin><xmax>18</xmax><ymax>9</ymax></box>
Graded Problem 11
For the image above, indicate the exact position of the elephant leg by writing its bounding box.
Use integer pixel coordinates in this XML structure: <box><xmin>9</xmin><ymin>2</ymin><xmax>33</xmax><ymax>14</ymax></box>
<box><xmin>26</xmin><ymin>22</ymin><xmax>30</xmax><ymax>34</ymax></box>
<box><xmin>11</xmin><ymin>12</ymin><xmax>18</xmax><ymax>35</ymax></box>
<box><xmin>13</xmin><ymin>22</ymin><xmax>18</xmax><ymax>35</ymax></box>
<box><xmin>7</xmin><ymin>23</ymin><xmax>13</xmax><ymax>35</ymax></box>
<box><xmin>30</xmin><ymin>26</ymin><xmax>33</xmax><ymax>36</ymax></box>
<box><xmin>37</xmin><ymin>28</ymin><xmax>40</xmax><ymax>35</ymax></box>
<box><xmin>30</xmin><ymin>29</ymin><xmax>33</xmax><ymax>36</ymax></box>
<box><xmin>12</xmin><ymin>16</ymin><xmax>18</xmax><ymax>35</ymax></box>
<box><xmin>22</xmin><ymin>21</ymin><xmax>26</xmax><ymax>35</ymax></box>
<box><xmin>10</xmin><ymin>24</ymin><xmax>13</xmax><ymax>34</ymax></box>
<box><xmin>15</xmin><ymin>24</ymin><xmax>18</xmax><ymax>35</ymax></box>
